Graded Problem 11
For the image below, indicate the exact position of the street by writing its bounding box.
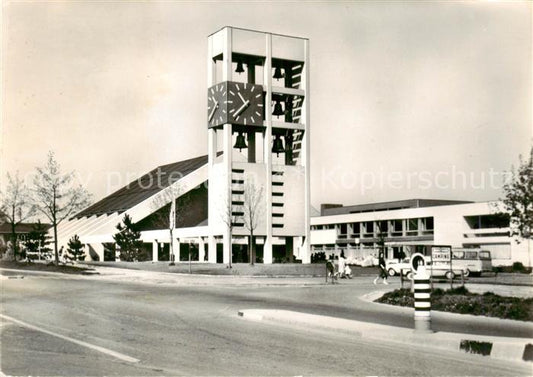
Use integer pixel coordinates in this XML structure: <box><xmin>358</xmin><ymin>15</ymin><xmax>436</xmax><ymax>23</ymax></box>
<box><xmin>1</xmin><ymin>273</ymin><xmax>531</xmax><ymax>376</ymax></box>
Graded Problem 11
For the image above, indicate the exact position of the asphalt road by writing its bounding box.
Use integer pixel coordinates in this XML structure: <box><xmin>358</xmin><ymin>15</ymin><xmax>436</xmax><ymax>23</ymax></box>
<box><xmin>1</xmin><ymin>273</ymin><xmax>531</xmax><ymax>376</ymax></box>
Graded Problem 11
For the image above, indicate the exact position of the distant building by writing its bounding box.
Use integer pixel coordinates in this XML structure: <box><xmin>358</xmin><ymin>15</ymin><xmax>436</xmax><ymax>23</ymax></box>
<box><xmin>310</xmin><ymin>199</ymin><xmax>531</xmax><ymax>267</ymax></box>
<box><xmin>0</xmin><ymin>223</ymin><xmax>50</xmax><ymax>245</ymax></box>
<box><xmin>56</xmin><ymin>153</ymin><xmax>309</xmax><ymax>264</ymax></box>
<box><xmin>0</xmin><ymin>222</ymin><xmax>51</xmax><ymax>258</ymax></box>
<box><xmin>56</xmin><ymin>155</ymin><xmax>212</xmax><ymax>262</ymax></box>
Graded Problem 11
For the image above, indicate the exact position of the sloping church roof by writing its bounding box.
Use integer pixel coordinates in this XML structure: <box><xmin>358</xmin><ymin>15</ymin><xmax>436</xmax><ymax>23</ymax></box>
<box><xmin>75</xmin><ymin>154</ymin><xmax>210</xmax><ymax>219</ymax></box>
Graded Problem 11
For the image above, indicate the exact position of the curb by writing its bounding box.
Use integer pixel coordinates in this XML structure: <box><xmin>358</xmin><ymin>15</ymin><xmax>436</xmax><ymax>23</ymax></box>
<box><xmin>0</xmin><ymin>268</ymin><xmax>96</xmax><ymax>278</ymax></box>
<box><xmin>238</xmin><ymin>309</ymin><xmax>532</xmax><ymax>364</ymax></box>
<box><xmin>0</xmin><ymin>267</ymin><xmax>325</xmax><ymax>287</ymax></box>
<box><xmin>0</xmin><ymin>275</ymin><xmax>24</xmax><ymax>280</ymax></box>
<box><xmin>360</xmin><ymin>289</ymin><xmax>533</xmax><ymax>326</ymax></box>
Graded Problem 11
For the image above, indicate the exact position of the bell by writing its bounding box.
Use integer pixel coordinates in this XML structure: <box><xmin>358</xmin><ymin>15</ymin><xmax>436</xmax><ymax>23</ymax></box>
<box><xmin>235</xmin><ymin>61</ymin><xmax>245</xmax><ymax>74</ymax></box>
<box><xmin>272</xmin><ymin>100</ymin><xmax>284</xmax><ymax>117</ymax></box>
<box><xmin>233</xmin><ymin>132</ymin><xmax>247</xmax><ymax>151</ymax></box>
<box><xmin>273</xmin><ymin>67</ymin><xmax>284</xmax><ymax>80</ymax></box>
<box><xmin>285</xmin><ymin>133</ymin><xmax>293</xmax><ymax>151</ymax></box>
<box><xmin>272</xmin><ymin>135</ymin><xmax>284</xmax><ymax>156</ymax></box>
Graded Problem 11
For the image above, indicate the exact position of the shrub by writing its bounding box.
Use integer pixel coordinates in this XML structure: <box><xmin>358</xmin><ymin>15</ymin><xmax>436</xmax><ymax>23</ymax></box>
<box><xmin>512</xmin><ymin>262</ymin><xmax>527</xmax><ymax>273</ymax></box>
<box><xmin>493</xmin><ymin>263</ymin><xmax>532</xmax><ymax>274</ymax></box>
<box><xmin>447</xmin><ymin>286</ymin><xmax>470</xmax><ymax>295</ymax></box>
<box><xmin>376</xmin><ymin>288</ymin><xmax>533</xmax><ymax>321</ymax></box>
<box><xmin>66</xmin><ymin>234</ymin><xmax>85</xmax><ymax>262</ymax></box>
<box><xmin>311</xmin><ymin>251</ymin><xmax>326</xmax><ymax>263</ymax></box>
<box><xmin>375</xmin><ymin>289</ymin><xmax>414</xmax><ymax>307</ymax></box>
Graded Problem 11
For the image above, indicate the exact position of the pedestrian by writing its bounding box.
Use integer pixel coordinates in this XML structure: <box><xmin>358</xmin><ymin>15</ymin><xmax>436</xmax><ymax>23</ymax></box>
<box><xmin>338</xmin><ymin>251</ymin><xmax>346</xmax><ymax>278</ymax></box>
<box><xmin>374</xmin><ymin>251</ymin><xmax>389</xmax><ymax>285</ymax></box>
<box><xmin>326</xmin><ymin>258</ymin><xmax>337</xmax><ymax>283</ymax></box>
<box><xmin>344</xmin><ymin>264</ymin><xmax>353</xmax><ymax>279</ymax></box>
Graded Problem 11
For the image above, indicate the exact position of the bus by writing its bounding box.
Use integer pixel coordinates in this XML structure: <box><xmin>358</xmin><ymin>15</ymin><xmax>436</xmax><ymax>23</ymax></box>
<box><xmin>451</xmin><ymin>248</ymin><xmax>492</xmax><ymax>277</ymax></box>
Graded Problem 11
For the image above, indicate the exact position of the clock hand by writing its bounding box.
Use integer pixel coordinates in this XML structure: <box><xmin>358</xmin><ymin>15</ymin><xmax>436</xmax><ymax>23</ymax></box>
<box><xmin>238</xmin><ymin>92</ymin><xmax>246</xmax><ymax>104</ymax></box>
<box><xmin>233</xmin><ymin>100</ymin><xmax>250</xmax><ymax>118</ymax></box>
<box><xmin>208</xmin><ymin>101</ymin><xmax>219</xmax><ymax>121</ymax></box>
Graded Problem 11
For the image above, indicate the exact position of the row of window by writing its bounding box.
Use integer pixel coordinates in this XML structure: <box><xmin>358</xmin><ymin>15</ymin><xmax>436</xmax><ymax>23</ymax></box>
<box><xmin>311</xmin><ymin>217</ymin><xmax>435</xmax><ymax>238</ymax></box>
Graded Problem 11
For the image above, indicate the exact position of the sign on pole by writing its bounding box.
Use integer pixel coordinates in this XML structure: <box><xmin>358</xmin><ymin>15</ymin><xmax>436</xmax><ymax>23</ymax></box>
<box><xmin>431</xmin><ymin>246</ymin><xmax>451</xmax><ymax>263</ymax></box>
<box><xmin>431</xmin><ymin>245</ymin><xmax>453</xmax><ymax>288</ymax></box>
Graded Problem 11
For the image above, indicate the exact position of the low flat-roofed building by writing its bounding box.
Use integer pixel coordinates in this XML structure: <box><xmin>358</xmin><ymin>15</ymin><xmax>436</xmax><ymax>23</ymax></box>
<box><xmin>310</xmin><ymin>199</ymin><xmax>531</xmax><ymax>267</ymax></box>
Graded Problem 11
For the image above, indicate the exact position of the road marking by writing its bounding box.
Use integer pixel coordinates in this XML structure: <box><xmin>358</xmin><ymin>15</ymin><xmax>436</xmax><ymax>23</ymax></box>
<box><xmin>0</xmin><ymin>314</ymin><xmax>139</xmax><ymax>363</ymax></box>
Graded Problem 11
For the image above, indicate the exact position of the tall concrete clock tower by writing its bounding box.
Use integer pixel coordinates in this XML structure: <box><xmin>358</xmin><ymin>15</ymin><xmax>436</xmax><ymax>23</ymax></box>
<box><xmin>206</xmin><ymin>27</ymin><xmax>310</xmax><ymax>264</ymax></box>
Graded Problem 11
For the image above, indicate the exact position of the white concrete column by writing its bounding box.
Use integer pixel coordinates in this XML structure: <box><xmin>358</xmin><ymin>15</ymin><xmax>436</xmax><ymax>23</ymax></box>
<box><xmin>207</xmin><ymin>29</ymin><xmax>218</xmax><ymax>265</ymax></box>
<box><xmin>223</xmin><ymin>234</ymin><xmax>230</xmax><ymax>265</ymax></box>
<box><xmin>301</xmin><ymin>38</ymin><xmax>311</xmax><ymax>265</ymax></box>
<box><xmin>223</xmin><ymin>123</ymin><xmax>232</xmax><ymax>266</ymax></box>
<box><xmin>208</xmin><ymin>235</ymin><xmax>217</xmax><ymax>263</ymax></box>
<box><xmin>152</xmin><ymin>241</ymin><xmax>158</xmax><ymax>262</ymax></box>
<box><xmin>115</xmin><ymin>245</ymin><xmax>121</xmax><ymax>262</ymax></box>
<box><xmin>198</xmin><ymin>237</ymin><xmax>206</xmax><ymax>262</ymax></box>
<box><xmin>176</xmin><ymin>238</ymin><xmax>181</xmax><ymax>262</ymax></box>
<box><xmin>263</xmin><ymin>32</ymin><xmax>273</xmax><ymax>265</ymax></box>
<box><xmin>221</xmin><ymin>27</ymin><xmax>233</xmax><ymax>266</ymax></box>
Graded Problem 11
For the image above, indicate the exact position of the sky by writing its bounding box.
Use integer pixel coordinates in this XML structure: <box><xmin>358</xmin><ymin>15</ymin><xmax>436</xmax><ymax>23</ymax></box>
<box><xmin>1</xmin><ymin>1</ymin><xmax>532</xmax><ymax>210</ymax></box>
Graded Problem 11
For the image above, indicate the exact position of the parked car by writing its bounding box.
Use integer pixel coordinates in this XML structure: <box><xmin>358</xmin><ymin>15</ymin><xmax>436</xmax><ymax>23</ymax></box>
<box><xmin>386</xmin><ymin>256</ymin><xmax>437</xmax><ymax>277</ymax></box>
<box><xmin>451</xmin><ymin>249</ymin><xmax>492</xmax><ymax>277</ymax></box>
<box><xmin>428</xmin><ymin>263</ymin><xmax>468</xmax><ymax>280</ymax></box>
<box><xmin>385</xmin><ymin>258</ymin><xmax>412</xmax><ymax>276</ymax></box>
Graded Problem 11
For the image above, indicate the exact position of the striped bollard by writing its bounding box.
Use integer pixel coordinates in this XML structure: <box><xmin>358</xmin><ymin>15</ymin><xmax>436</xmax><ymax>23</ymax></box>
<box><xmin>413</xmin><ymin>265</ymin><xmax>432</xmax><ymax>333</ymax></box>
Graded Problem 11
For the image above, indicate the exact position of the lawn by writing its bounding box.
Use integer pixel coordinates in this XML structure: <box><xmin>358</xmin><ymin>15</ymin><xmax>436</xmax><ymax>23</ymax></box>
<box><xmin>0</xmin><ymin>260</ymin><xmax>97</xmax><ymax>275</ymax></box>
<box><xmin>376</xmin><ymin>286</ymin><xmax>533</xmax><ymax>322</ymax></box>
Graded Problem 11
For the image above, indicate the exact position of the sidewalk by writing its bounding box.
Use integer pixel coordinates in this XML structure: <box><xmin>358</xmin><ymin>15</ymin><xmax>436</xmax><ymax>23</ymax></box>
<box><xmin>238</xmin><ymin>308</ymin><xmax>533</xmax><ymax>364</ymax></box>
<box><xmin>83</xmin><ymin>261</ymin><xmax>331</xmax><ymax>277</ymax></box>
<box><xmin>0</xmin><ymin>266</ymin><xmax>327</xmax><ymax>287</ymax></box>
<box><xmin>89</xmin><ymin>265</ymin><xmax>328</xmax><ymax>286</ymax></box>
<box><xmin>84</xmin><ymin>265</ymin><xmax>533</xmax><ymax>291</ymax></box>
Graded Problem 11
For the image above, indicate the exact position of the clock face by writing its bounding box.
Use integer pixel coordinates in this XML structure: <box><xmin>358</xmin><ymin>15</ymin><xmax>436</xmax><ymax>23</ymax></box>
<box><xmin>207</xmin><ymin>82</ymin><xmax>228</xmax><ymax>128</ymax></box>
<box><xmin>227</xmin><ymin>82</ymin><xmax>264</xmax><ymax>127</ymax></box>
<box><xmin>207</xmin><ymin>81</ymin><xmax>264</xmax><ymax>128</ymax></box>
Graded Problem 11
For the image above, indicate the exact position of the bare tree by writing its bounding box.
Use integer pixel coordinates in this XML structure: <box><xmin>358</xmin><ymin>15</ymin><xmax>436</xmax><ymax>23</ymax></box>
<box><xmin>0</xmin><ymin>172</ymin><xmax>36</xmax><ymax>259</ymax></box>
<box><xmin>33</xmin><ymin>151</ymin><xmax>92</xmax><ymax>265</ymax></box>
<box><xmin>242</xmin><ymin>182</ymin><xmax>264</xmax><ymax>265</ymax></box>
<box><xmin>220</xmin><ymin>193</ymin><xmax>240</xmax><ymax>268</ymax></box>
<box><xmin>150</xmin><ymin>184</ymin><xmax>188</xmax><ymax>264</ymax></box>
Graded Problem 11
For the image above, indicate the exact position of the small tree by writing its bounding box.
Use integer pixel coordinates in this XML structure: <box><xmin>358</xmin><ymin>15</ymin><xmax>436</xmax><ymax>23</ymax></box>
<box><xmin>113</xmin><ymin>214</ymin><xmax>143</xmax><ymax>261</ymax></box>
<box><xmin>24</xmin><ymin>221</ymin><xmax>52</xmax><ymax>261</ymax></box>
<box><xmin>0</xmin><ymin>172</ymin><xmax>36</xmax><ymax>260</ymax></box>
<box><xmin>242</xmin><ymin>182</ymin><xmax>264</xmax><ymax>266</ymax></box>
<box><xmin>498</xmin><ymin>146</ymin><xmax>533</xmax><ymax>268</ymax></box>
<box><xmin>500</xmin><ymin>147</ymin><xmax>533</xmax><ymax>241</ymax></box>
<box><xmin>33</xmin><ymin>152</ymin><xmax>92</xmax><ymax>265</ymax></box>
<box><xmin>220</xmin><ymin>193</ymin><xmax>240</xmax><ymax>268</ymax></box>
<box><xmin>66</xmin><ymin>234</ymin><xmax>85</xmax><ymax>261</ymax></box>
